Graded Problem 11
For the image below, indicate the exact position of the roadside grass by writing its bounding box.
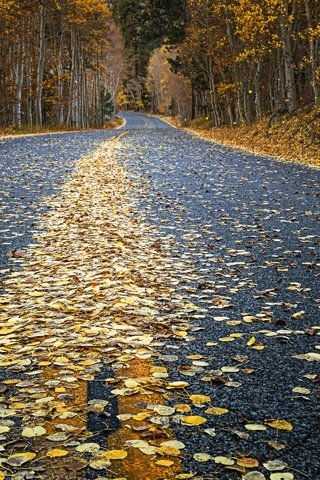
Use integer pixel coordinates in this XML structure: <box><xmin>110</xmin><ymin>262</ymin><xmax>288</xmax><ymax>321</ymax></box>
<box><xmin>0</xmin><ymin>116</ymin><xmax>123</xmax><ymax>137</ymax></box>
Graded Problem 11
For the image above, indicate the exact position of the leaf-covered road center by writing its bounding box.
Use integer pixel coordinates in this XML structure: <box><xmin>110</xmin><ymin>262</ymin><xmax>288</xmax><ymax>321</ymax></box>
<box><xmin>0</xmin><ymin>114</ymin><xmax>319</xmax><ymax>480</ymax></box>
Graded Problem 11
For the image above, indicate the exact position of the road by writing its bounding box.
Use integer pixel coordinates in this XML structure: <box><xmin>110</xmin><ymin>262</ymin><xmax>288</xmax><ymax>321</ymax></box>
<box><xmin>0</xmin><ymin>113</ymin><xmax>319</xmax><ymax>480</ymax></box>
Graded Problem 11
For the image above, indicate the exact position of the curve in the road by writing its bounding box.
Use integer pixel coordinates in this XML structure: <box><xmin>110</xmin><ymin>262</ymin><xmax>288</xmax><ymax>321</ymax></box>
<box><xmin>117</xmin><ymin>111</ymin><xmax>173</xmax><ymax>130</ymax></box>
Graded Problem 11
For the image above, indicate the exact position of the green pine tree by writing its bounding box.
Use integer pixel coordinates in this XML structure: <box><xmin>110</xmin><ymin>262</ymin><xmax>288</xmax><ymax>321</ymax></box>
<box><xmin>99</xmin><ymin>89</ymin><xmax>114</xmax><ymax>126</ymax></box>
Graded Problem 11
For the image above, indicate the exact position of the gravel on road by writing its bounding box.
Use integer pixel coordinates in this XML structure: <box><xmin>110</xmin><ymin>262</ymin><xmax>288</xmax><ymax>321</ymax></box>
<box><xmin>0</xmin><ymin>114</ymin><xmax>319</xmax><ymax>480</ymax></box>
<box><xmin>0</xmin><ymin>130</ymin><xmax>116</xmax><ymax>275</ymax></box>
<box><xmin>115</xmin><ymin>127</ymin><xmax>320</xmax><ymax>479</ymax></box>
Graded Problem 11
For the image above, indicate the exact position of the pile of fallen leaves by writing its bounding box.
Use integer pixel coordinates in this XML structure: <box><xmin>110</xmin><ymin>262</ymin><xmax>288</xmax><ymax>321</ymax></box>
<box><xmin>0</xmin><ymin>137</ymin><xmax>200</xmax><ymax>479</ymax></box>
<box><xmin>173</xmin><ymin>108</ymin><xmax>320</xmax><ymax>168</ymax></box>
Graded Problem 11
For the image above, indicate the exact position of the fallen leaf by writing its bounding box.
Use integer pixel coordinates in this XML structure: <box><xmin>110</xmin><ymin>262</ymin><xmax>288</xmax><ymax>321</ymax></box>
<box><xmin>175</xmin><ymin>475</ymin><xmax>196</xmax><ymax>479</ymax></box>
<box><xmin>245</xmin><ymin>424</ymin><xmax>267</xmax><ymax>431</ymax></box>
<box><xmin>181</xmin><ymin>415</ymin><xmax>207</xmax><ymax>426</ymax></box>
<box><xmin>267</xmin><ymin>440</ymin><xmax>286</xmax><ymax>451</ymax></box>
<box><xmin>175</xmin><ymin>404</ymin><xmax>191</xmax><ymax>413</ymax></box>
<box><xmin>161</xmin><ymin>440</ymin><xmax>185</xmax><ymax>450</ymax></box>
<box><xmin>76</xmin><ymin>443</ymin><xmax>101</xmax><ymax>454</ymax></box>
<box><xmin>22</xmin><ymin>426</ymin><xmax>46</xmax><ymax>438</ymax></box>
<box><xmin>270</xmin><ymin>474</ymin><xmax>294</xmax><ymax>480</ymax></box>
<box><xmin>0</xmin><ymin>426</ymin><xmax>10</xmax><ymax>434</ymax></box>
<box><xmin>189</xmin><ymin>394</ymin><xmax>211</xmax><ymax>405</ymax></box>
<box><xmin>46</xmin><ymin>449</ymin><xmax>69</xmax><ymax>457</ymax></box>
<box><xmin>292</xmin><ymin>387</ymin><xmax>310</xmax><ymax>394</ymax></box>
<box><xmin>153</xmin><ymin>405</ymin><xmax>175</xmax><ymax>416</ymax></box>
<box><xmin>193</xmin><ymin>453</ymin><xmax>212</xmax><ymax>462</ymax></box>
<box><xmin>101</xmin><ymin>450</ymin><xmax>128</xmax><ymax>460</ymax></box>
<box><xmin>6</xmin><ymin>452</ymin><xmax>36</xmax><ymax>466</ymax></box>
<box><xmin>242</xmin><ymin>473</ymin><xmax>266</xmax><ymax>480</ymax></box>
<box><xmin>167</xmin><ymin>381</ymin><xmax>190</xmax><ymax>389</ymax></box>
<box><xmin>156</xmin><ymin>459</ymin><xmax>174</xmax><ymax>467</ymax></box>
<box><xmin>205</xmin><ymin>406</ymin><xmax>229</xmax><ymax>415</ymax></box>
<box><xmin>266</xmin><ymin>420</ymin><xmax>293</xmax><ymax>431</ymax></box>
<box><xmin>237</xmin><ymin>457</ymin><xmax>259</xmax><ymax>468</ymax></box>
<box><xmin>157</xmin><ymin>445</ymin><xmax>181</xmax><ymax>456</ymax></box>
<box><xmin>46</xmin><ymin>432</ymin><xmax>69</xmax><ymax>441</ymax></box>
<box><xmin>214</xmin><ymin>455</ymin><xmax>235</xmax><ymax>466</ymax></box>
<box><xmin>263</xmin><ymin>460</ymin><xmax>287</xmax><ymax>471</ymax></box>
<box><xmin>89</xmin><ymin>458</ymin><xmax>111</xmax><ymax>470</ymax></box>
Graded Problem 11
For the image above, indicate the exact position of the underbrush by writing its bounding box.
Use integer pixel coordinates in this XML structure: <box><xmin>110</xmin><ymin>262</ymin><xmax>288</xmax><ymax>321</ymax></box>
<box><xmin>0</xmin><ymin>116</ymin><xmax>123</xmax><ymax>137</ymax></box>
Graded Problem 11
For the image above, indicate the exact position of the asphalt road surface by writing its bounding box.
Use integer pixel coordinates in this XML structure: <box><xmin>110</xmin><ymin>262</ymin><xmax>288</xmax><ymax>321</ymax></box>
<box><xmin>0</xmin><ymin>113</ymin><xmax>319</xmax><ymax>480</ymax></box>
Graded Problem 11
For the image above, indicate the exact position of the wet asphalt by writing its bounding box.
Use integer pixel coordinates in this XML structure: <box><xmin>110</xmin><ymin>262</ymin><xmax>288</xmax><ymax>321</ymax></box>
<box><xmin>0</xmin><ymin>113</ymin><xmax>319</xmax><ymax>479</ymax></box>
<box><xmin>115</xmin><ymin>115</ymin><xmax>320</xmax><ymax>479</ymax></box>
<box><xmin>0</xmin><ymin>130</ymin><xmax>118</xmax><ymax>276</ymax></box>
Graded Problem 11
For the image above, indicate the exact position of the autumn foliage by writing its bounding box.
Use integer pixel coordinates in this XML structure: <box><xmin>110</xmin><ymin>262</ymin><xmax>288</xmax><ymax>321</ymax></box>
<box><xmin>148</xmin><ymin>0</ymin><xmax>320</xmax><ymax>125</ymax></box>
<box><xmin>0</xmin><ymin>0</ymin><xmax>121</xmax><ymax>130</ymax></box>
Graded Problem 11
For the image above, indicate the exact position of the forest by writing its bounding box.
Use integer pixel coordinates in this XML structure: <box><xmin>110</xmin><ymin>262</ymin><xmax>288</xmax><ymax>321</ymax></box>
<box><xmin>0</xmin><ymin>0</ymin><xmax>319</xmax><ymax>130</ymax></box>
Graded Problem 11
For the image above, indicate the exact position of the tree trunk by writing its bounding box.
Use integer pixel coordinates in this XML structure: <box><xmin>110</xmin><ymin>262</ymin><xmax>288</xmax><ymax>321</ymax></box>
<box><xmin>208</xmin><ymin>57</ymin><xmax>221</xmax><ymax>126</ymax></box>
<box><xmin>57</xmin><ymin>5</ymin><xmax>65</xmax><ymax>125</ymax></box>
<box><xmin>14</xmin><ymin>36</ymin><xmax>24</xmax><ymax>129</ymax></box>
<box><xmin>280</xmin><ymin>1</ymin><xmax>298</xmax><ymax>113</ymax></box>
<box><xmin>67</xmin><ymin>30</ymin><xmax>79</xmax><ymax>127</ymax></box>
<box><xmin>36</xmin><ymin>4</ymin><xmax>45</xmax><ymax>127</ymax></box>
<box><xmin>254</xmin><ymin>61</ymin><xmax>262</xmax><ymax>120</ymax></box>
<box><xmin>304</xmin><ymin>0</ymin><xmax>320</xmax><ymax>107</ymax></box>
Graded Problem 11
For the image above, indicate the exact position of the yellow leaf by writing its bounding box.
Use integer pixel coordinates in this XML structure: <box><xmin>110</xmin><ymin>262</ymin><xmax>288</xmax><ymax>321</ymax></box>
<box><xmin>292</xmin><ymin>387</ymin><xmax>310</xmax><ymax>394</ymax></box>
<box><xmin>6</xmin><ymin>452</ymin><xmax>36</xmax><ymax>466</ymax></box>
<box><xmin>189</xmin><ymin>394</ymin><xmax>211</xmax><ymax>405</ymax></box>
<box><xmin>219</xmin><ymin>336</ymin><xmax>236</xmax><ymax>342</ymax></box>
<box><xmin>132</xmin><ymin>412</ymin><xmax>151</xmax><ymax>421</ymax></box>
<box><xmin>10</xmin><ymin>402</ymin><xmax>26</xmax><ymax>409</ymax></box>
<box><xmin>214</xmin><ymin>456</ymin><xmax>235</xmax><ymax>466</ymax></box>
<box><xmin>54</xmin><ymin>356</ymin><xmax>69</xmax><ymax>363</ymax></box>
<box><xmin>138</xmin><ymin>446</ymin><xmax>157</xmax><ymax>455</ymax></box>
<box><xmin>28</xmin><ymin>291</ymin><xmax>43</xmax><ymax>297</ymax></box>
<box><xmin>0</xmin><ymin>426</ymin><xmax>10</xmax><ymax>434</ymax></box>
<box><xmin>46</xmin><ymin>449</ymin><xmax>69</xmax><ymax>457</ymax></box>
<box><xmin>156</xmin><ymin>446</ymin><xmax>181</xmax><ymax>456</ymax></box>
<box><xmin>253</xmin><ymin>345</ymin><xmax>265</xmax><ymax>351</ymax></box>
<box><xmin>176</xmin><ymin>330</ymin><xmax>188</xmax><ymax>337</ymax></box>
<box><xmin>245</xmin><ymin>424</ymin><xmax>267</xmax><ymax>431</ymax></box>
<box><xmin>167</xmin><ymin>381</ymin><xmax>189</xmax><ymax>389</ymax></box>
<box><xmin>156</xmin><ymin>459</ymin><xmax>174</xmax><ymax>467</ymax></box>
<box><xmin>237</xmin><ymin>457</ymin><xmax>259</xmax><ymax>468</ymax></box>
<box><xmin>243</xmin><ymin>316</ymin><xmax>257</xmax><ymax>323</ymax></box>
<box><xmin>22</xmin><ymin>426</ymin><xmax>46</xmax><ymax>438</ymax></box>
<box><xmin>175</xmin><ymin>404</ymin><xmax>191</xmax><ymax>413</ymax></box>
<box><xmin>175</xmin><ymin>475</ymin><xmax>196</xmax><ymax>479</ymax></box>
<box><xmin>270</xmin><ymin>474</ymin><xmax>293</xmax><ymax>480</ymax></box>
<box><xmin>154</xmin><ymin>405</ymin><xmax>176</xmax><ymax>416</ymax></box>
<box><xmin>184</xmin><ymin>302</ymin><xmax>200</xmax><ymax>310</ymax></box>
<box><xmin>161</xmin><ymin>440</ymin><xmax>185</xmax><ymax>450</ymax></box>
<box><xmin>266</xmin><ymin>420</ymin><xmax>293</xmax><ymax>431</ymax></box>
<box><xmin>247</xmin><ymin>336</ymin><xmax>256</xmax><ymax>346</ymax></box>
<box><xmin>89</xmin><ymin>458</ymin><xmax>111</xmax><ymax>470</ymax></box>
<box><xmin>193</xmin><ymin>453</ymin><xmax>212</xmax><ymax>462</ymax></box>
<box><xmin>181</xmin><ymin>415</ymin><xmax>207</xmax><ymax>426</ymax></box>
<box><xmin>0</xmin><ymin>327</ymin><xmax>16</xmax><ymax>335</ymax></box>
<box><xmin>230</xmin><ymin>333</ymin><xmax>244</xmax><ymax>338</ymax></box>
<box><xmin>0</xmin><ymin>472</ymin><xmax>5</xmax><ymax>480</ymax></box>
<box><xmin>101</xmin><ymin>450</ymin><xmax>128</xmax><ymax>460</ymax></box>
<box><xmin>205</xmin><ymin>407</ymin><xmax>229</xmax><ymax>416</ymax></box>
